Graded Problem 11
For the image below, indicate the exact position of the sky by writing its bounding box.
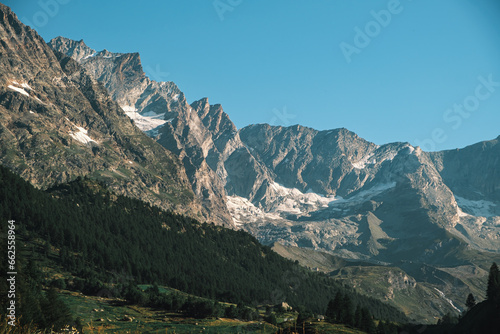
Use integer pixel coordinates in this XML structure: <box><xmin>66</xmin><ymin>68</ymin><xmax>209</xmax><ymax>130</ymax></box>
<box><xmin>5</xmin><ymin>0</ymin><xmax>500</xmax><ymax>151</ymax></box>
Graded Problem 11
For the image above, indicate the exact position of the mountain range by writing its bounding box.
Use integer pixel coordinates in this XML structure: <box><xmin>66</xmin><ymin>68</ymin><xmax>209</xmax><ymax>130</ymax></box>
<box><xmin>1</xmin><ymin>2</ymin><xmax>499</xmax><ymax>323</ymax></box>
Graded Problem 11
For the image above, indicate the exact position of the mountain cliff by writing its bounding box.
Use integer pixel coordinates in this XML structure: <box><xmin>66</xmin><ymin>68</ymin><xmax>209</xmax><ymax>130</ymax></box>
<box><xmin>45</xmin><ymin>26</ymin><xmax>500</xmax><ymax>322</ymax></box>
<box><xmin>49</xmin><ymin>36</ymin><xmax>237</xmax><ymax>226</ymax></box>
<box><xmin>0</xmin><ymin>3</ymin><xmax>201</xmax><ymax>217</ymax></box>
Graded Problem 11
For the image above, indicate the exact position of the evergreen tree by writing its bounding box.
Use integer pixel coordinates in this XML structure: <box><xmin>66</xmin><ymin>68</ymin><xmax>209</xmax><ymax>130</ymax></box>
<box><xmin>340</xmin><ymin>293</ymin><xmax>354</xmax><ymax>326</ymax></box>
<box><xmin>296</xmin><ymin>307</ymin><xmax>312</xmax><ymax>325</ymax></box>
<box><xmin>267</xmin><ymin>312</ymin><xmax>278</xmax><ymax>326</ymax></box>
<box><xmin>376</xmin><ymin>320</ymin><xmax>387</xmax><ymax>334</ymax></box>
<box><xmin>225</xmin><ymin>305</ymin><xmax>238</xmax><ymax>319</ymax></box>
<box><xmin>41</xmin><ymin>287</ymin><xmax>73</xmax><ymax>330</ymax></box>
<box><xmin>325</xmin><ymin>299</ymin><xmax>333</xmax><ymax>323</ymax></box>
<box><xmin>360</xmin><ymin>307</ymin><xmax>376</xmax><ymax>334</ymax></box>
<box><xmin>212</xmin><ymin>302</ymin><xmax>224</xmax><ymax>318</ymax></box>
<box><xmin>465</xmin><ymin>293</ymin><xmax>476</xmax><ymax>311</ymax></box>
<box><xmin>486</xmin><ymin>262</ymin><xmax>500</xmax><ymax>304</ymax></box>
<box><xmin>325</xmin><ymin>292</ymin><xmax>342</xmax><ymax>323</ymax></box>
<box><xmin>125</xmin><ymin>284</ymin><xmax>146</xmax><ymax>305</ymax></box>
<box><xmin>354</xmin><ymin>306</ymin><xmax>362</xmax><ymax>328</ymax></box>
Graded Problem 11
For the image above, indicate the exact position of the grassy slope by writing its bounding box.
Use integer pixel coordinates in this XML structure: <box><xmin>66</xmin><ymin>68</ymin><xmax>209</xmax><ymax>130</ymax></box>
<box><xmin>272</xmin><ymin>243</ymin><xmax>490</xmax><ymax>323</ymax></box>
<box><xmin>60</xmin><ymin>290</ymin><xmax>277</xmax><ymax>334</ymax></box>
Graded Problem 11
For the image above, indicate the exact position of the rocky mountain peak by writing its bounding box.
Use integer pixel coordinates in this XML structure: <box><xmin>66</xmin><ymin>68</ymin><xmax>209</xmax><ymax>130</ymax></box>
<box><xmin>0</xmin><ymin>5</ymin><xmax>203</xmax><ymax>219</ymax></box>
<box><xmin>48</xmin><ymin>36</ymin><xmax>96</xmax><ymax>62</ymax></box>
<box><xmin>47</xmin><ymin>32</ymin><xmax>500</xmax><ymax>264</ymax></box>
<box><xmin>1</xmin><ymin>3</ymin><xmax>28</xmax><ymax>35</ymax></box>
<box><xmin>50</xmin><ymin>37</ymin><xmax>236</xmax><ymax>226</ymax></box>
<box><xmin>192</xmin><ymin>98</ymin><xmax>237</xmax><ymax>141</ymax></box>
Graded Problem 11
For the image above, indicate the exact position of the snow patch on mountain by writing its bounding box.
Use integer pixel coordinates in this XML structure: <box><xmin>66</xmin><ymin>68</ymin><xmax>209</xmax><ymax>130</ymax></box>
<box><xmin>226</xmin><ymin>195</ymin><xmax>281</xmax><ymax>225</ymax></box>
<box><xmin>352</xmin><ymin>145</ymin><xmax>416</xmax><ymax>170</ymax></box>
<box><xmin>352</xmin><ymin>153</ymin><xmax>376</xmax><ymax>169</ymax></box>
<box><xmin>455</xmin><ymin>196</ymin><xmax>497</xmax><ymax>218</ymax></box>
<box><xmin>330</xmin><ymin>182</ymin><xmax>397</xmax><ymax>208</ymax></box>
<box><xmin>251</xmin><ymin>182</ymin><xmax>340</xmax><ymax>218</ymax></box>
<box><xmin>12</xmin><ymin>81</ymin><xmax>32</xmax><ymax>90</ymax></box>
<box><xmin>123</xmin><ymin>107</ymin><xmax>168</xmax><ymax>132</ymax></box>
<box><xmin>227</xmin><ymin>183</ymin><xmax>340</xmax><ymax>223</ymax></box>
<box><xmin>228</xmin><ymin>181</ymin><xmax>397</xmax><ymax>224</ymax></box>
<box><xmin>7</xmin><ymin>84</ymin><xmax>30</xmax><ymax>97</ymax></box>
<box><xmin>269</xmin><ymin>182</ymin><xmax>337</xmax><ymax>211</ymax></box>
<box><xmin>69</xmin><ymin>125</ymin><xmax>98</xmax><ymax>145</ymax></box>
<box><xmin>121</xmin><ymin>105</ymin><xmax>137</xmax><ymax>112</ymax></box>
<box><xmin>81</xmin><ymin>52</ymin><xmax>97</xmax><ymax>60</ymax></box>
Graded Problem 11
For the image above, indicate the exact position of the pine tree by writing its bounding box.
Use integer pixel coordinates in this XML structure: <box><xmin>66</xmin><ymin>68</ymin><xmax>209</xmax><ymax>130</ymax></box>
<box><xmin>325</xmin><ymin>298</ymin><xmax>337</xmax><ymax>323</ymax></box>
<box><xmin>377</xmin><ymin>320</ymin><xmax>387</xmax><ymax>334</ymax></box>
<box><xmin>486</xmin><ymin>262</ymin><xmax>500</xmax><ymax>304</ymax></box>
<box><xmin>268</xmin><ymin>313</ymin><xmax>277</xmax><ymax>326</ymax></box>
<box><xmin>360</xmin><ymin>307</ymin><xmax>376</xmax><ymax>334</ymax></box>
<box><xmin>42</xmin><ymin>287</ymin><xmax>73</xmax><ymax>330</ymax></box>
<box><xmin>326</xmin><ymin>291</ymin><xmax>343</xmax><ymax>323</ymax></box>
<box><xmin>354</xmin><ymin>306</ymin><xmax>362</xmax><ymax>328</ymax></box>
<box><xmin>465</xmin><ymin>293</ymin><xmax>476</xmax><ymax>310</ymax></box>
<box><xmin>340</xmin><ymin>293</ymin><xmax>354</xmax><ymax>326</ymax></box>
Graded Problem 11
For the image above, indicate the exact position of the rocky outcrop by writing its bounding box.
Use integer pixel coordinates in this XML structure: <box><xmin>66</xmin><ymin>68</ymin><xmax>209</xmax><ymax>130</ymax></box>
<box><xmin>50</xmin><ymin>36</ymin><xmax>234</xmax><ymax>226</ymax></box>
<box><xmin>0</xmin><ymin>4</ymin><xmax>200</xmax><ymax>217</ymax></box>
<box><xmin>47</xmin><ymin>37</ymin><xmax>96</xmax><ymax>62</ymax></box>
<box><xmin>429</xmin><ymin>136</ymin><xmax>500</xmax><ymax>204</ymax></box>
<box><xmin>48</xmin><ymin>34</ymin><xmax>500</xmax><ymax>260</ymax></box>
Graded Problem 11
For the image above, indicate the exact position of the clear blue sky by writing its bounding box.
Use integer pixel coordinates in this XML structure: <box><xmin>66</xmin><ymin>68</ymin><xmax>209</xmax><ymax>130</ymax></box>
<box><xmin>5</xmin><ymin>0</ymin><xmax>500</xmax><ymax>151</ymax></box>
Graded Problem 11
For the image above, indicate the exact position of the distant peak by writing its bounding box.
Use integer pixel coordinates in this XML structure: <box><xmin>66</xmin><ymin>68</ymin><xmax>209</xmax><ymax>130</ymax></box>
<box><xmin>195</xmin><ymin>97</ymin><xmax>210</xmax><ymax>105</ymax></box>
<box><xmin>48</xmin><ymin>36</ymin><xmax>96</xmax><ymax>62</ymax></box>
<box><xmin>50</xmin><ymin>36</ymin><xmax>86</xmax><ymax>46</ymax></box>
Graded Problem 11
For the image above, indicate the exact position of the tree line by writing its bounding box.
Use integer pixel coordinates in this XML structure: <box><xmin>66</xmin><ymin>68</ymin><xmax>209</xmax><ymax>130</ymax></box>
<box><xmin>0</xmin><ymin>165</ymin><xmax>407</xmax><ymax>331</ymax></box>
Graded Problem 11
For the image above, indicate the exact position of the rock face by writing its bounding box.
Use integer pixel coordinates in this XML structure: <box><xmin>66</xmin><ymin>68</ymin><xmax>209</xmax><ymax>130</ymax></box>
<box><xmin>429</xmin><ymin>138</ymin><xmax>500</xmax><ymax>252</ymax></box>
<box><xmin>49</xmin><ymin>36</ymin><xmax>237</xmax><ymax>226</ymax></box>
<box><xmin>232</xmin><ymin>125</ymin><xmax>463</xmax><ymax>262</ymax></box>
<box><xmin>0</xmin><ymin>4</ymin><xmax>200</xmax><ymax>217</ymax></box>
<box><xmin>44</xmin><ymin>22</ymin><xmax>500</xmax><ymax>320</ymax></box>
<box><xmin>49</xmin><ymin>34</ymin><xmax>500</xmax><ymax>255</ymax></box>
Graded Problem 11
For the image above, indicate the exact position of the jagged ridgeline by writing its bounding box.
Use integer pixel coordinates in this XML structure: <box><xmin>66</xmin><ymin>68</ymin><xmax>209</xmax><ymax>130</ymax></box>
<box><xmin>0</xmin><ymin>164</ymin><xmax>407</xmax><ymax>322</ymax></box>
<box><xmin>0</xmin><ymin>3</ymin><xmax>204</xmax><ymax>223</ymax></box>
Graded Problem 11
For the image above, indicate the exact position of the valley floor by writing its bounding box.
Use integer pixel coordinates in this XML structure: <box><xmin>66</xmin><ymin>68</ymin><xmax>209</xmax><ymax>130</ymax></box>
<box><xmin>60</xmin><ymin>290</ymin><xmax>277</xmax><ymax>333</ymax></box>
<box><xmin>58</xmin><ymin>290</ymin><xmax>367</xmax><ymax>334</ymax></box>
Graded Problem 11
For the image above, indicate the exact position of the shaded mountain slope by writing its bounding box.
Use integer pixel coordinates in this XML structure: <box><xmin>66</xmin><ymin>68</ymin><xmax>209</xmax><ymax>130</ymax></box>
<box><xmin>0</xmin><ymin>4</ymin><xmax>200</xmax><ymax>216</ymax></box>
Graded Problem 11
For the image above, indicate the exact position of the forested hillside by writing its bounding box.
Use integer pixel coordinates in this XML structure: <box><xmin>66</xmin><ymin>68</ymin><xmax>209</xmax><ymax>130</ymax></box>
<box><xmin>0</xmin><ymin>165</ymin><xmax>407</xmax><ymax>331</ymax></box>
